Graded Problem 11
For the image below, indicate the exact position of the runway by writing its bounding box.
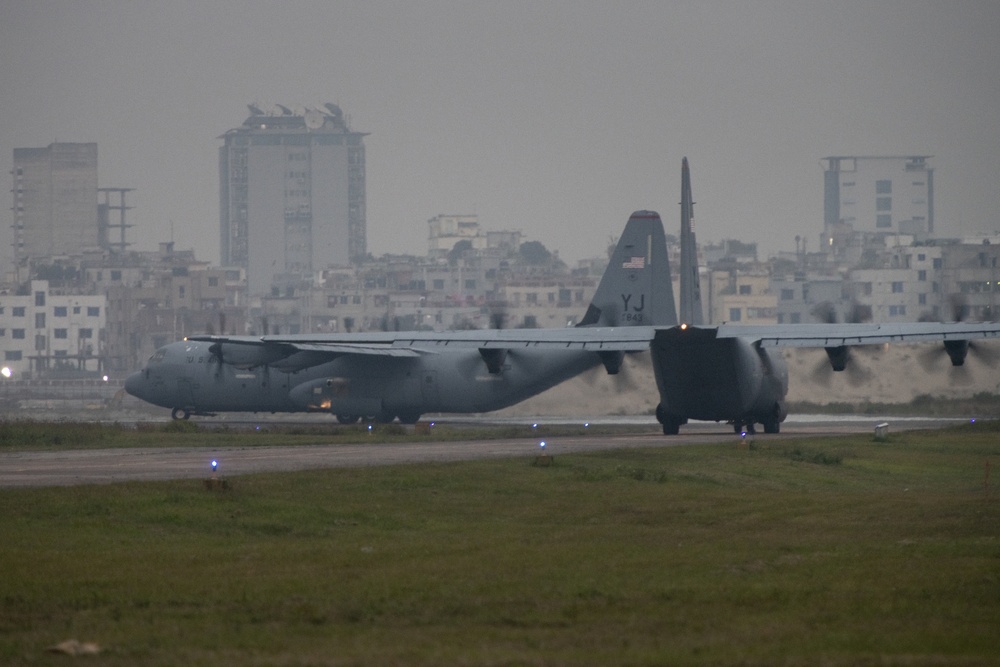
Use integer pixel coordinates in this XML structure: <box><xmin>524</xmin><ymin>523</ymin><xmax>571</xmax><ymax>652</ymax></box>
<box><xmin>0</xmin><ymin>416</ymin><xmax>970</xmax><ymax>488</ymax></box>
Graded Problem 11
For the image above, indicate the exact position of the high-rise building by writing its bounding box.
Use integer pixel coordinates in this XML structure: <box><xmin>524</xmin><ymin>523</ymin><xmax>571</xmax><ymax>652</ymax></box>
<box><xmin>220</xmin><ymin>104</ymin><xmax>367</xmax><ymax>295</ymax></box>
<box><xmin>11</xmin><ymin>143</ymin><xmax>99</xmax><ymax>263</ymax></box>
<box><xmin>822</xmin><ymin>155</ymin><xmax>934</xmax><ymax>238</ymax></box>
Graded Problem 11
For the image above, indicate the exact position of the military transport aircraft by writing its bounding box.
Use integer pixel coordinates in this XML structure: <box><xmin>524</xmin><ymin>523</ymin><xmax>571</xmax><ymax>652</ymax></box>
<box><xmin>124</xmin><ymin>210</ymin><xmax>677</xmax><ymax>423</ymax></box>
<box><xmin>125</xmin><ymin>158</ymin><xmax>1000</xmax><ymax>433</ymax></box>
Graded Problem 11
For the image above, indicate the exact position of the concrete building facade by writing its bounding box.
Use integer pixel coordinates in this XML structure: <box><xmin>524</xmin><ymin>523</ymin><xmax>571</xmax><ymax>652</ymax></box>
<box><xmin>822</xmin><ymin>156</ymin><xmax>934</xmax><ymax>251</ymax></box>
<box><xmin>11</xmin><ymin>143</ymin><xmax>99</xmax><ymax>263</ymax></box>
<box><xmin>220</xmin><ymin>104</ymin><xmax>367</xmax><ymax>296</ymax></box>
<box><xmin>0</xmin><ymin>280</ymin><xmax>105</xmax><ymax>378</ymax></box>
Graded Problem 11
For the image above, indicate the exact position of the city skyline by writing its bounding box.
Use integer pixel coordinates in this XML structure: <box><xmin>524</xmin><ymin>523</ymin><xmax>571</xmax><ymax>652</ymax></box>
<box><xmin>2</xmin><ymin>1</ymin><xmax>999</xmax><ymax>270</ymax></box>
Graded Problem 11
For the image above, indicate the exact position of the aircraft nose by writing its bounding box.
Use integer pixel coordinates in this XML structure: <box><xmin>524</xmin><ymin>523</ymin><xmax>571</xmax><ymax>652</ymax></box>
<box><xmin>124</xmin><ymin>371</ymin><xmax>145</xmax><ymax>398</ymax></box>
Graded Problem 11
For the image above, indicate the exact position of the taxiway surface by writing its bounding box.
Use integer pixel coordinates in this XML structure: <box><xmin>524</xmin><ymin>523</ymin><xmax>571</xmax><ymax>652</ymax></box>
<box><xmin>0</xmin><ymin>416</ymin><xmax>968</xmax><ymax>488</ymax></box>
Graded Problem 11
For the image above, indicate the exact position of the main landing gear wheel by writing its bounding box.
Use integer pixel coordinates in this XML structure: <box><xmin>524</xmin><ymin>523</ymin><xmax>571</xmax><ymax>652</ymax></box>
<box><xmin>656</xmin><ymin>403</ymin><xmax>683</xmax><ymax>436</ymax></box>
<box><xmin>171</xmin><ymin>407</ymin><xmax>191</xmax><ymax>420</ymax></box>
<box><xmin>397</xmin><ymin>412</ymin><xmax>421</xmax><ymax>425</ymax></box>
<box><xmin>336</xmin><ymin>414</ymin><xmax>361</xmax><ymax>424</ymax></box>
<box><xmin>733</xmin><ymin>422</ymin><xmax>756</xmax><ymax>435</ymax></box>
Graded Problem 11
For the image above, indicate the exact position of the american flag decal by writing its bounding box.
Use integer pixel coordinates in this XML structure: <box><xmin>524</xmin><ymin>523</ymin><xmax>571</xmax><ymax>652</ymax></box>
<box><xmin>622</xmin><ymin>256</ymin><xmax>645</xmax><ymax>269</ymax></box>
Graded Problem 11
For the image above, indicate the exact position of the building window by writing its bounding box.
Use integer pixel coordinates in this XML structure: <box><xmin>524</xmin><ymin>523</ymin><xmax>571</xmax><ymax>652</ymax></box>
<box><xmin>34</xmin><ymin>291</ymin><xmax>45</xmax><ymax>307</ymax></box>
<box><xmin>73</xmin><ymin>306</ymin><xmax>81</xmax><ymax>314</ymax></box>
<box><xmin>87</xmin><ymin>306</ymin><xmax>100</xmax><ymax>317</ymax></box>
<box><xmin>178</xmin><ymin>286</ymin><xmax>186</xmax><ymax>298</ymax></box>
<box><xmin>35</xmin><ymin>313</ymin><xmax>45</xmax><ymax>328</ymax></box>
<box><xmin>780</xmin><ymin>289</ymin><xmax>794</xmax><ymax>301</ymax></box>
<box><xmin>54</xmin><ymin>329</ymin><xmax>68</xmax><ymax>339</ymax></box>
<box><xmin>433</xmin><ymin>279</ymin><xmax>445</xmax><ymax>290</ymax></box>
<box><xmin>729</xmin><ymin>308</ymin><xmax>742</xmax><ymax>322</ymax></box>
<box><xmin>918</xmin><ymin>293</ymin><xmax>926</xmax><ymax>305</ymax></box>
<box><xmin>876</xmin><ymin>197</ymin><xmax>892</xmax><ymax>212</ymax></box>
<box><xmin>111</xmin><ymin>270</ymin><xmax>122</xmax><ymax>281</ymax></box>
<box><xmin>5</xmin><ymin>351</ymin><xmax>21</xmax><ymax>361</ymax></box>
<box><xmin>12</xmin><ymin>307</ymin><xmax>25</xmax><ymax>317</ymax></box>
<box><xmin>35</xmin><ymin>335</ymin><xmax>46</xmax><ymax>351</ymax></box>
<box><xmin>876</xmin><ymin>214</ymin><xmax>892</xmax><ymax>228</ymax></box>
<box><xmin>13</xmin><ymin>329</ymin><xmax>25</xmax><ymax>339</ymax></box>
<box><xmin>790</xmin><ymin>312</ymin><xmax>802</xmax><ymax>324</ymax></box>
<box><xmin>54</xmin><ymin>306</ymin><xmax>67</xmax><ymax>317</ymax></box>
<box><xmin>465</xmin><ymin>279</ymin><xmax>476</xmax><ymax>290</ymax></box>
<box><xmin>208</xmin><ymin>277</ymin><xmax>219</xmax><ymax>287</ymax></box>
<box><xmin>78</xmin><ymin>328</ymin><xmax>93</xmax><ymax>339</ymax></box>
<box><xmin>891</xmin><ymin>282</ymin><xmax>904</xmax><ymax>293</ymax></box>
<box><xmin>933</xmin><ymin>258</ymin><xmax>942</xmax><ymax>269</ymax></box>
<box><xmin>876</xmin><ymin>180</ymin><xmax>892</xmax><ymax>194</ymax></box>
<box><xmin>739</xmin><ymin>284</ymin><xmax>752</xmax><ymax>295</ymax></box>
<box><xmin>917</xmin><ymin>270</ymin><xmax>927</xmax><ymax>281</ymax></box>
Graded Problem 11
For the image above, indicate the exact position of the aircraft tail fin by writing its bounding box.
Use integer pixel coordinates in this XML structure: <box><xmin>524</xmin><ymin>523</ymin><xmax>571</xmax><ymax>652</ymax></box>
<box><xmin>578</xmin><ymin>210</ymin><xmax>677</xmax><ymax>327</ymax></box>
<box><xmin>678</xmin><ymin>157</ymin><xmax>704</xmax><ymax>325</ymax></box>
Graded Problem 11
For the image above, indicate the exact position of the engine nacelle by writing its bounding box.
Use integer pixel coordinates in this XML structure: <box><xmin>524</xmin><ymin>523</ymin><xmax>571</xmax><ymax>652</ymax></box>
<box><xmin>944</xmin><ymin>340</ymin><xmax>969</xmax><ymax>366</ymax></box>
<box><xmin>824</xmin><ymin>345</ymin><xmax>850</xmax><ymax>372</ymax></box>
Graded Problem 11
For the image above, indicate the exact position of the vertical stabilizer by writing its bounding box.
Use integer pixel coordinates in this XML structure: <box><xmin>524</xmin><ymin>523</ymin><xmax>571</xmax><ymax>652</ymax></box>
<box><xmin>578</xmin><ymin>210</ymin><xmax>677</xmax><ymax>327</ymax></box>
<box><xmin>679</xmin><ymin>157</ymin><xmax>704</xmax><ymax>325</ymax></box>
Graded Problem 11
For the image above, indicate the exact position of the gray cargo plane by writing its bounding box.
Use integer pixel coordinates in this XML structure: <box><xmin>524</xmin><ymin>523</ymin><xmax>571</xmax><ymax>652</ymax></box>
<box><xmin>124</xmin><ymin>210</ymin><xmax>676</xmax><ymax>422</ymax></box>
<box><xmin>125</xmin><ymin>159</ymin><xmax>1000</xmax><ymax>432</ymax></box>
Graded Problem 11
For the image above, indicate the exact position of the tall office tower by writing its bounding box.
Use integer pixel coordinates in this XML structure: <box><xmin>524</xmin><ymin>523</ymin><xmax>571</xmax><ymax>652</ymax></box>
<box><xmin>11</xmin><ymin>143</ymin><xmax>99</xmax><ymax>262</ymax></box>
<box><xmin>220</xmin><ymin>104</ymin><xmax>367</xmax><ymax>295</ymax></box>
<box><xmin>822</xmin><ymin>155</ymin><xmax>934</xmax><ymax>237</ymax></box>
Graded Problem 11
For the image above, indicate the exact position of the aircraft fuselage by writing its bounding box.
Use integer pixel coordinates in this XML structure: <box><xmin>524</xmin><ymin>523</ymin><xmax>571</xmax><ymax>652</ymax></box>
<box><xmin>124</xmin><ymin>340</ymin><xmax>600</xmax><ymax>421</ymax></box>
<box><xmin>651</xmin><ymin>326</ymin><xmax>788</xmax><ymax>432</ymax></box>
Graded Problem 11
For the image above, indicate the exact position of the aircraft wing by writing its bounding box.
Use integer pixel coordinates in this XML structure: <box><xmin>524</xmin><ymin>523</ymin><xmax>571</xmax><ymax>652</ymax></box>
<box><xmin>185</xmin><ymin>327</ymin><xmax>657</xmax><ymax>372</ymax></box>
<box><xmin>712</xmin><ymin>321</ymin><xmax>1000</xmax><ymax>348</ymax></box>
<box><xmin>375</xmin><ymin>326</ymin><xmax>656</xmax><ymax>351</ymax></box>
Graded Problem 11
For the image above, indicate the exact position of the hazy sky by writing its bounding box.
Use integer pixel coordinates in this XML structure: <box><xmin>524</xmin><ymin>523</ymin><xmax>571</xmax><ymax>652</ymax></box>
<box><xmin>2</xmin><ymin>1</ymin><xmax>998</xmax><ymax>269</ymax></box>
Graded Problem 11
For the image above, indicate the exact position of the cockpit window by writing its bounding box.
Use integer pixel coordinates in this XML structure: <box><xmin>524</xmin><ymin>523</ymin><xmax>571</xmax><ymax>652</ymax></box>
<box><xmin>149</xmin><ymin>349</ymin><xmax>167</xmax><ymax>364</ymax></box>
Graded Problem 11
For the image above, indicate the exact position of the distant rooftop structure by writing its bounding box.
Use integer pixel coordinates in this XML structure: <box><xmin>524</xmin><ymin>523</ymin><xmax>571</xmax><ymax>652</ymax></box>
<box><xmin>12</xmin><ymin>143</ymin><xmax>99</xmax><ymax>263</ymax></box>
<box><xmin>822</xmin><ymin>155</ymin><xmax>933</xmax><ymax>236</ymax></box>
<box><xmin>220</xmin><ymin>102</ymin><xmax>368</xmax><ymax>295</ymax></box>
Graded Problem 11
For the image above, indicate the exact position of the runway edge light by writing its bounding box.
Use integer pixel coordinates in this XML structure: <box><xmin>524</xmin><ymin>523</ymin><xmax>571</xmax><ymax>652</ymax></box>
<box><xmin>533</xmin><ymin>440</ymin><xmax>553</xmax><ymax>467</ymax></box>
<box><xmin>204</xmin><ymin>458</ymin><xmax>229</xmax><ymax>491</ymax></box>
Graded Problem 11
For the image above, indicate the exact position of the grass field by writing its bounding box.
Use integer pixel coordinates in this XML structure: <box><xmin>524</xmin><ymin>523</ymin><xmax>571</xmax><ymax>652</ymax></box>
<box><xmin>1</xmin><ymin>421</ymin><xmax>999</xmax><ymax>665</ymax></box>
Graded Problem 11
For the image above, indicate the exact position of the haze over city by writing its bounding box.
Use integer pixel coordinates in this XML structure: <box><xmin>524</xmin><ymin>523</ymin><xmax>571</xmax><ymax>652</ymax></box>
<box><xmin>2</xmin><ymin>1</ymin><xmax>998</xmax><ymax>269</ymax></box>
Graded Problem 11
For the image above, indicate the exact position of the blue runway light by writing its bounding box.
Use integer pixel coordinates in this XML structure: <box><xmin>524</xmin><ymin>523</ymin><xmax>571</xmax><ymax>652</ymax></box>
<box><xmin>211</xmin><ymin>460</ymin><xmax>218</xmax><ymax>473</ymax></box>
<box><xmin>539</xmin><ymin>441</ymin><xmax>546</xmax><ymax>449</ymax></box>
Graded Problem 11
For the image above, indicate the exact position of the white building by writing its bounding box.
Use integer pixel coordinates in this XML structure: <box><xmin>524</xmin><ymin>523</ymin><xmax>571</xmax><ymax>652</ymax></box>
<box><xmin>220</xmin><ymin>104</ymin><xmax>367</xmax><ymax>296</ymax></box>
<box><xmin>0</xmin><ymin>280</ymin><xmax>106</xmax><ymax>378</ymax></box>
<box><xmin>822</xmin><ymin>156</ymin><xmax>933</xmax><ymax>239</ymax></box>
